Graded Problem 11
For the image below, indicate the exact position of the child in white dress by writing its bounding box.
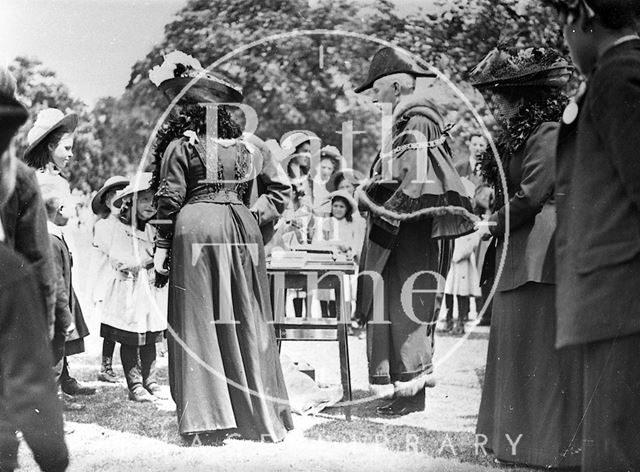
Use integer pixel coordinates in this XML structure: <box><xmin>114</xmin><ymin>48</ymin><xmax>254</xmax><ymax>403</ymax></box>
<box><xmin>90</xmin><ymin>176</ymin><xmax>129</xmax><ymax>382</ymax></box>
<box><xmin>96</xmin><ymin>173</ymin><xmax>167</xmax><ymax>402</ymax></box>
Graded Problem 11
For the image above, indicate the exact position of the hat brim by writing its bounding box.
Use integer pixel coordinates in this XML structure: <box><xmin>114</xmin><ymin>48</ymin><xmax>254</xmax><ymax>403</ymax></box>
<box><xmin>159</xmin><ymin>76</ymin><xmax>243</xmax><ymax>104</ymax></box>
<box><xmin>24</xmin><ymin>113</ymin><xmax>78</xmax><ymax>159</ymax></box>
<box><xmin>317</xmin><ymin>190</ymin><xmax>359</xmax><ymax>214</ymax></box>
<box><xmin>91</xmin><ymin>180</ymin><xmax>129</xmax><ymax>215</ymax></box>
<box><xmin>471</xmin><ymin>65</ymin><xmax>573</xmax><ymax>89</ymax></box>
<box><xmin>355</xmin><ymin>69</ymin><xmax>436</xmax><ymax>94</ymax></box>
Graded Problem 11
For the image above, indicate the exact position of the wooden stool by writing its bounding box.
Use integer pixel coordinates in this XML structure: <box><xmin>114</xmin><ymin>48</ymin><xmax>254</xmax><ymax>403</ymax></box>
<box><xmin>269</xmin><ymin>268</ymin><xmax>354</xmax><ymax>420</ymax></box>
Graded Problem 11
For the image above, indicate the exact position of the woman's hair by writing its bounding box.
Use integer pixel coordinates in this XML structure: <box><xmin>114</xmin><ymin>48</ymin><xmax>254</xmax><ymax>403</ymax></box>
<box><xmin>151</xmin><ymin>104</ymin><xmax>243</xmax><ymax>192</ymax></box>
<box><xmin>331</xmin><ymin>195</ymin><xmax>353</xmax><ymax>222</ymax></box>
<box><xmin>96</xmin><ymin>189</ymin><xmax>117</xmax><ymax>220</ymax></box>
<box><xmin>23</xmin><ymin>128</ymin><xmax>66</xmax><ymax>169</ymax></box>
<box><xmin>589</xmin><ymin>0</ymin><xmax>640</xmax><ymax>30</ymax></box>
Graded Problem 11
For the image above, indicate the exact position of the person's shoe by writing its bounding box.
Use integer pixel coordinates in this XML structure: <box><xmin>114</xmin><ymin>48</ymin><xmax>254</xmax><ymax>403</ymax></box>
<box><xmin>97</xmin><ymin>356</ymin><xmax>118</xmax><ymax>383</ymax></box>
<box><xmin>451</xmin><ymin>323</ymin><xmax>465</xmax><ymax>336</ymax></box>
<box><xmin>62</xmin><ymin>378</ymin><xmax>96</xmax><ymax>396</ymax></box>
<box><xmin>60</xmin><ymin>392</ymin><xmax>85</xmax><ymax>411</ymax></box>
<box><xmin>128</xmin><ymin>385</ymin><xmax>155</xmax><ymax>403</ymax></box>
<box><xmin>144</xmin><ymin>383</ymin><xmax>168</xmax><ymax>399</ymax></box>
<box><xmin>438</xmin><ymin>319</ymin><xmax>454</xmax><ymax>333</ymax></box>
<box><xmin>376</xmin><ymin>397</ymin><xmax>424</xmax><ymax>417</ymax></box>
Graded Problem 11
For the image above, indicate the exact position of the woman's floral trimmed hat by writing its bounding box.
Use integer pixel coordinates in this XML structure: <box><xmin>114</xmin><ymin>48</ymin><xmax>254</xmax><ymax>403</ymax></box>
<box><xmin>149</xmin><ymin>51</ymin><xmax>243</xmax><ymax>104</ymax></box>
<box><xmin>468</xmin><ymin>47</ymin><xmax>573</xmax><ymax>91</ymax></box>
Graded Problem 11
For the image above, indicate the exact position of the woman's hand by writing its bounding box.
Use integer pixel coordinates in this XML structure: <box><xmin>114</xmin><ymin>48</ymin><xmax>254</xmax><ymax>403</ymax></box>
<box><xmin>474</xmin><ymin>220</ymin><xmax>493</xmax><ymax>240</ymax></box>
<box><xmin>154</xmin><ymin>248</ymin><xmax>169</xmax><ymax>276</ymax></box>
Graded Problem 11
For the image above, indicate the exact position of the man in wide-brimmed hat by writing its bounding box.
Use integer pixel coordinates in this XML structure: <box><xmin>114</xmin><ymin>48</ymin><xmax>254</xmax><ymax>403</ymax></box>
<box><xmin>354</xmin><ymin>47</ymin><xmax>475</xmax><ymax>416</ymax></box>
<box><xmin>546</xmin><ymin>1</ymin><xmax>640</xmax><ymax>470</ymax></box>
<box><xmin>0</xmin><ymin>89</ymin><xmax>57</xmax><ymax>339</ymax></box>
<box><xmin>0</xmin><ymin>66</ymin><xmax>69</xmax><ymax>472</ymax></box>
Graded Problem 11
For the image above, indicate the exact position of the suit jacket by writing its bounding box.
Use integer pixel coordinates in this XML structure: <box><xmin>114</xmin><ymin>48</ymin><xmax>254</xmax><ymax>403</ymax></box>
<box><xmin>0</xmin><ymin>244</ymin><xmax>68</xmax><ymax>472</ymax></box>
<box><xmin>0</xmin><ymin>160</ymin><xmax>56</xmax><ymax>333</ymax></box>
<box><xmin>556</xmin><ymin>39</ymin><xmax>640</xmax><ymax>347</ymax></box>
<box><xmin>489</xmin><ymin>122</ymin><xmax>557</xmax><ymax>292</ymax></box>
<box><xmin>49</xmin><ymin>230</ymin><xmax>89</xmax><ymax>346</ymax></box>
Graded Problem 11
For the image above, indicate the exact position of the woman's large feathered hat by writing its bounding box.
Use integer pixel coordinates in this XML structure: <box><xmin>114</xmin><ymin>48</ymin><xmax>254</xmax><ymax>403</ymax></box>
<box><xmin>149</xmin><ymin>51</ymin><xmax>243</xmax><ymax>104</ymax></box>
<box><xmin>468</xmin><ymin>47</ymin><xmax>573</xmax><ymax>91</ymax></box>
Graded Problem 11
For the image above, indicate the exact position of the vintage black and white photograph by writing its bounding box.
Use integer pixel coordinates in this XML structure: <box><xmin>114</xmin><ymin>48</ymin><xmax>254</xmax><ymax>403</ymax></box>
<box><xmin>1</xmin><ymin>0</ymin><xmax>639</xmax><ymax>471</ymax></box>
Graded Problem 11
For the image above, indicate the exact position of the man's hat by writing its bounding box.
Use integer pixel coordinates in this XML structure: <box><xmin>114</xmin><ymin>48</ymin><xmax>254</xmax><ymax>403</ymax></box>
<box><xmin>355</xmin><ymin>47</ymin><xmax>436</xmax><ymax>93</ymax></box>
<box><xmin>24</xmin><ymin>108</ymin><xmax>78</xmax><ymax>159</ymax></box>
<box><xmin>91</xmin><ymin>175</ymin><xmax>130</xmax><ymax>215</ymax></box>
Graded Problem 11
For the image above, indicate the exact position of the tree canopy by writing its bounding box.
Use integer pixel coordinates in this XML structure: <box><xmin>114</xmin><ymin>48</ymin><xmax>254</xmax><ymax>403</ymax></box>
<box><xmin>11</xmin><ymin>0</ymin><xmax>568</xmax><ymax>189</ymax></box>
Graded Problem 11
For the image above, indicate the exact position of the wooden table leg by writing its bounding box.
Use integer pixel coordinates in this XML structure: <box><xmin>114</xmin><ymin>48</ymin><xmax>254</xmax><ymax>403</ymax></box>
<box><xmin>272</xmin><ymin>273</ymin><xmax>286</xmax><ymax>351</ymax></box>
<box><xmin>335</xmin><ymin>277</ymin><xmax>352</xmax><ymax>421</ymax></box>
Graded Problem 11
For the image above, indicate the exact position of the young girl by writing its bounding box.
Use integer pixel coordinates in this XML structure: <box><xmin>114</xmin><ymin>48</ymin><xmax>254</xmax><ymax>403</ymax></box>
<box><xmin>90</xmin><ymin>176</ymin><xmax>130</xmax><ymax>382</ymax></box>
<box><xmin>98</xmin><ymin>173</ymin><xmax>167</xmax><ymax>402</ymax></box>
<box><xmin>23</xmin><ymin>107</ymin><xmax>94</xmax><ymax>397</ymax></box>
<box><xmin>314</xmin><ymin>190</ymin><xmax>365</xmax><ymax>318</ymax></box>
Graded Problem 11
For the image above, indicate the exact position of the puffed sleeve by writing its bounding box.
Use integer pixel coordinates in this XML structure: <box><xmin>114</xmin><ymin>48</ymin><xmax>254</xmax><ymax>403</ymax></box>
<box><xmin>245</xmin><ymin>135</ymin><xmax>292</xmax><ymax>239</ymax></box>
<box><xmin>155</xmin><ymin>139</ymin><xmax>190</xmax><ymax>249</ymax></box>
<box><xmin>489</xmin><ymin>122</ymin><xmax>558</xmax><ymax>237</ymax></box>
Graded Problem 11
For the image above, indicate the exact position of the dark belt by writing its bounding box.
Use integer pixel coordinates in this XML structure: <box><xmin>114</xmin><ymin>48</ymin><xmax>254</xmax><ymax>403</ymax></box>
<box><xmin>186</xmin><ymin>189</ymin><xmax>243</xmax><ymax>205</ymax></box>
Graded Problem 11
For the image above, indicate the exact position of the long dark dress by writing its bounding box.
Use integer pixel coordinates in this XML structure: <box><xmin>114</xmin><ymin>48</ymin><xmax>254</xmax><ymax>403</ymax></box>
<box><xmin>476</xmin><ymin>122</ymin><xmax>582</xmax><ymax>467</ymax></box>
<box><xmin>156</xmin><ymin>136</ymin><xmax>293</xmax><ymax>441</ymax></box>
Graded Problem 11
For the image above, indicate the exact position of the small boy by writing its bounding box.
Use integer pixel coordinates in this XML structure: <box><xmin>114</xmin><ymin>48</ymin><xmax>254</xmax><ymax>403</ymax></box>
<box><xmin>44</xmin><ymin>195</ymin><xmax>95</xmax><ymax>409</ymax></box>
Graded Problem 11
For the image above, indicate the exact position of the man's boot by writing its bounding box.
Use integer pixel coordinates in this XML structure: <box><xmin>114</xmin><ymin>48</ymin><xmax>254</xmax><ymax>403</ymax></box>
<box><xmin>61</xmin><ymin>357</ymin><xmax>96</xmax><ymax>395</ymax></box>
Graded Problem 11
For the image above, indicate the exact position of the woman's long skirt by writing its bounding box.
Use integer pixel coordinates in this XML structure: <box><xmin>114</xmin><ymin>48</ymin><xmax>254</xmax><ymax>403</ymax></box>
<box><xmin>168</xmin><ymin>202</ymin><xmax>293</xmax><ymax>441</ymax></box>
<box><xmin>476</xmin><ymin>282</ymin><xmax>583</xmax><ymax>467</ymax></box>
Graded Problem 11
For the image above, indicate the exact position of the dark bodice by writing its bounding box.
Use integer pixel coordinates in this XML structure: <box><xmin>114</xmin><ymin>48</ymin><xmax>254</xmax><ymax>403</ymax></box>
<box><xmin>155</xmin><ymin>135</ymin><xmax>292</xmax><ymax>249</ymax></box>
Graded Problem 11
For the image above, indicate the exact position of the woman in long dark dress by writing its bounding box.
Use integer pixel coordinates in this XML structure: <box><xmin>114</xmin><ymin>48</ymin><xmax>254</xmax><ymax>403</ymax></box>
<box><xmin>470</xmin><ymin>47</ymin><xmax>583</xmax><ymax>467</ymax></box>
<box><xmin>149</xmin><ymin>52</ymin><xmax>293</xmax><ymax>442</ymax></box>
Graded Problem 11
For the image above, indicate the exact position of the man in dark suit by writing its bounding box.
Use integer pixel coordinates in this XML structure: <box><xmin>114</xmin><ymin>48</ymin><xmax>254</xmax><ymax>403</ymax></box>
<box><xmin>548</xmin><ymin>1</ymin><xmax>640</xmax><ymax>470</ymax></box>
<box><xmin>0</xmin><ymin>68</ymin><xmax>68</xmax><ymax>472</ymax></box>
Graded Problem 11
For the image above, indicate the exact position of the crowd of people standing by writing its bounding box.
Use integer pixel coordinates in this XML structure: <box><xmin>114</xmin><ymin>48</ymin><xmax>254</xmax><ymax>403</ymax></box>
<box><xmin>1</xmin><ymin>1</ymin><xmax>640</xmax><ymax>471</ymax></box>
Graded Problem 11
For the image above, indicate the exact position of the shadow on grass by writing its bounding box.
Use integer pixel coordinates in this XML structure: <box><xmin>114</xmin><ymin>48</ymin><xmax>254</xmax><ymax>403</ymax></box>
<box><xmin>63</xmin><ymin>360</ymin><xmax>183</xmax><ymax>446</ymax></box>
<box><xmin>304</xmin><ymin>419</ymin><xmax>535</xmax><ymax>471</ymax></box>
<box><xmin>320</xmin><ymin>389</ymin><xmax>391</xmax><ymax>419</ymax></box>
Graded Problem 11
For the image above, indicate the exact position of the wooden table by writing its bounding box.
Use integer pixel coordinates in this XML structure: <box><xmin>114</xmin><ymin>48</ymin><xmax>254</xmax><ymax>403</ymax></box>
<box><xmin>268</xmin><ymin>262</ymin><xmax>356</xmax><ymax>420</ymax></box>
